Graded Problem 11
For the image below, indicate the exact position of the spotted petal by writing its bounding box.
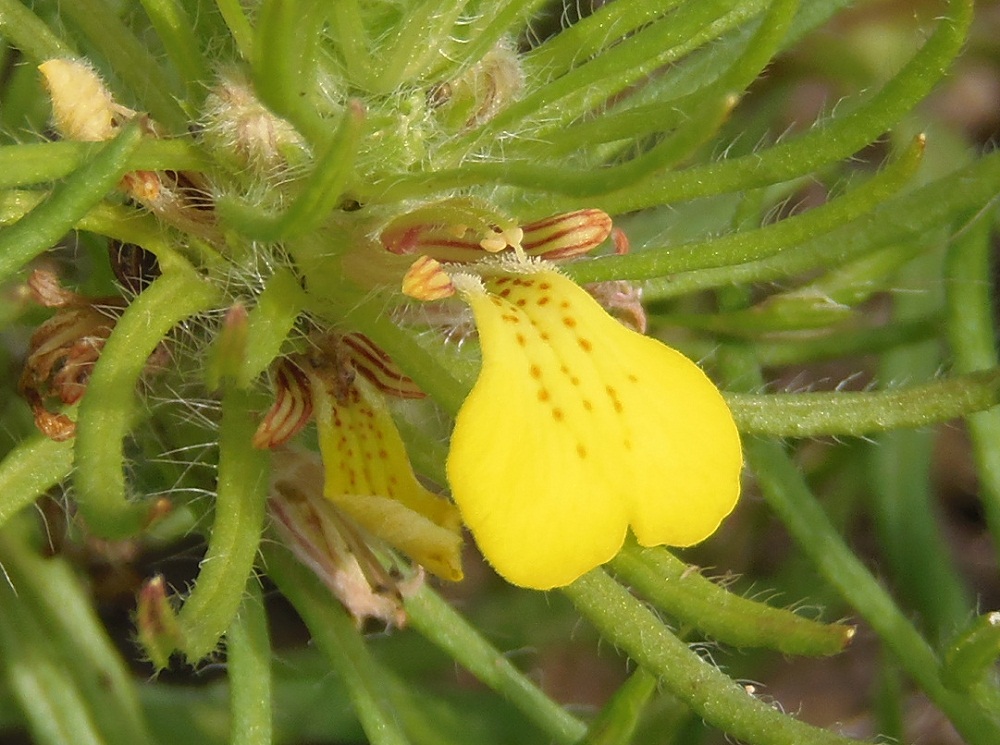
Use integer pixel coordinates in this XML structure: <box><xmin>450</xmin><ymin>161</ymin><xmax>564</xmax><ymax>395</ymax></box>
<box><xmin>312</xmin><ymin>372</ymin><xmax>464</xmax><ymax>581</ymax></box>
<box><xmin>447</xmin><ymin>269</ymin><xmax>741</xmax><ymax>589</ymax></box>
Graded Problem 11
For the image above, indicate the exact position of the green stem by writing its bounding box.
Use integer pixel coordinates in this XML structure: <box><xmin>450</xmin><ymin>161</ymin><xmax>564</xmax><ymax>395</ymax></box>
<box><xmin>264</xmin><ymin>544</ymin><xmax>413</xmax><ymax>745</ymax></box>
<box><xmin>0</xmin><ymin>123</ymin><xmax>142</xmax><ymax>283</ymax></box>
<box><xmin>177</xmin><ymin>388</ymin><xmax>269</xmax><ymax>661</ymax></box>
<box><xmin>74</xmin><ymin>267</ymin><xmax>219</xmax><ymax>539</ymax></box>
<box><xmin>563</xmin><ymin>569</ymin><xmax>870</xmax><ymax>745</ymax></box>
<box><xmin>610</xmin><ymin>541</ymin><xmax>853</xmax><ymax>656</ymax></box>
<box><xmin>227</xmin><ymin>580</ymin><xmax>272</xmax><ymax>745</ymax></box>
<box><xmin>0</xmin><ymin>434</ymin><xmax>73</xmax><ymax>531</ymax></box>
<box><xmin>725</xmin><ymin>369</ymin><xmax>1000</xmax><ymax>437</ymax></box>
<box><xmin>404</xmin><ymin>587</ymin><xmax>588</xmax><ymax>744</ymax></box>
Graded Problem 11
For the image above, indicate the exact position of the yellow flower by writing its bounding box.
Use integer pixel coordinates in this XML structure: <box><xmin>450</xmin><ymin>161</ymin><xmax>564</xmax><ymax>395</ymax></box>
<box><xmin>310</xmin><ymin>369</ymin><xmax>464</xmax><ymax>582</ymax></box>
<box><xmin>253</xmin><ymin>336</ymin><xmax>464</xmax><ymax>584</ymax></box>
<box><xmin>446</xmin><ymin>264</ymin><xmax>742</xmax><ymax>589</ymax></box>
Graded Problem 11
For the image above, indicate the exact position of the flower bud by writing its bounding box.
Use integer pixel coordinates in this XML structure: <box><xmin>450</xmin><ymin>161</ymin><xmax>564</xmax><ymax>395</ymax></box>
<box><xmin>136</xmin><ymin>575</ymin><xmax>183</xmax><ymax>670</ymax></box>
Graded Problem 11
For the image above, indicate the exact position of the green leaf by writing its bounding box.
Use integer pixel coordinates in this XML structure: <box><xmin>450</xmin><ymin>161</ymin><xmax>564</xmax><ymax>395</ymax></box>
<box><xmin>73</xmin><ymin>267</ymin><xmax>219</xmax><ymax>538</ymax></box>
<box><xmin>176</xmin><ymin>388</ymin><xmax>270</xmax><ymax>662</ymax></box>
<box><xmin>0</xmin><ymin>122</ymin><xmax>142</xmax><ymax>284</ymax></box>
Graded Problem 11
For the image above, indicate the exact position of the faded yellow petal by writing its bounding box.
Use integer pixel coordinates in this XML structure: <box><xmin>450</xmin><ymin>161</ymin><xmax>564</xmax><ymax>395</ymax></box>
<box><xmin>447</xmin><ymin>269</ymin><xmax>741</xmax><ymax>589</ymax></box>
<box><xmin>312</xmin><ymin>373</ymin><xmax>463</xmax><ymax>580</ymax></box>
<box><xmin>334</xmin><ymin>494</ymin><xmax>463</xmax><ymax>582</ymax></box>
<box><xmin>38</xmin><ymin>59</ymin><xmax>121</xmax><ymax>141</ymax></box>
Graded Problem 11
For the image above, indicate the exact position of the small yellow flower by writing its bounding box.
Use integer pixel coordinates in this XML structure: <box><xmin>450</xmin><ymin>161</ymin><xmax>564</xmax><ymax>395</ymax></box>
<box><xmin>311</xmin><ymin>370</ymin><xmax>464</xmax><ymax>582</ymax></box>
<box><xmin>253</xmin><ymin>337</ymin><xmax>464</xmax><ymax>583</ymax></box>
<box><xmin>447</xmin><ymin>264</ymin><xmax>742</xmax><ymax>589</ymax></box>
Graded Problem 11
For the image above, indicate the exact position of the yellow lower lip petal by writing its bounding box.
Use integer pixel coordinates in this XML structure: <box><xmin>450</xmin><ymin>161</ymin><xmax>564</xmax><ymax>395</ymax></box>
<box><xmin>447</xmin><ymin>269</ymin><xmax>741</xmax><ymax>589</ymax></box>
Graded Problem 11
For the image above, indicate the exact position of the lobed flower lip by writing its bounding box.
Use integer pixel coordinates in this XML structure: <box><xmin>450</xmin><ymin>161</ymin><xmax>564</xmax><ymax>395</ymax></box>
<box><xmin>254</xmin><ymin>334</ymin><xmax>464</xmax><ymax>583</ymax></box>
<box><xmin>384</xmin><ymin>207</ymin><xmax>742</xmax><ymax>589</ymax></box>
<box><xmin>445</xmin><ymin>267</ymin><xmax>742</xmax><ymax>590</ymax></box>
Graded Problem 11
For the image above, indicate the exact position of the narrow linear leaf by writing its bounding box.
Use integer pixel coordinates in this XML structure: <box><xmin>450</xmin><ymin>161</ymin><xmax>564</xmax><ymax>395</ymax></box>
<box><xmin>405</xmin><ymin>587</ymin><xmax>587</xmax><ymax>745</ymax></box>
<box><xmin>138</xmin><ymin>0</ymin><xmax>210</xmax><ymax>102</ymax></box>
<box><xmin>726</xmin><ymin>369</ymin><xmax>1000</xmax><ymax>437</ymax></box>
<box><xmin>0</xmin><ymin>139</ymin><xmax>208</xmax><ymax>189</ymax></box>
<box><xmin>636</xmin><ymin>148</ymin><xmax>1000</xmax><ymax>298</ymax></box>
<box><xmin>0</xmin><ymin>551</ymin><xmax>109</xmax><ymax>745</ymax></box>
<box><xmin>574</xmin><ymin>666</ymin><xmax>657</xmax><ymax>745</ymax></box>
<box><xmin>471</xmin><ymin>0</ymin><xmax>766</xmax><ymax>146</ymax></box>
<box><xmin>227</xmin><ymin>581</ymin><xmax>272</xmax><ymax>745</ymax></box>
<box><xmin>264</xmin><ymin>545</ymin><xmax>413</xmax><ymax>745</ymax></box>
<box><xmin>564</xmin><ymin>569</ymin><xmax>870</xmax><ymax>745</ymax></box>
<box><xmin>74</xmin><ymin>267</ymin><xmax>219</xmax><ymax>539</ymax></box>
<box><xmin>0</xmin><ymin>435</ymin><xmax>73</xmax><ymax>530</ymax></box>
<box><xmin>240</xmin><ymin>268</ymin><xmax>307</xmax><ymax>386</ymax></box>
<box><xmin>214</xmin><ymin>0</ymin><xmax>254</xmax><ymax>59</ymax></box>
<box><xmin>0</xmin><ymin>122</ymin><xmax>142</xmax><ymax>283</ymax></box>
<box><xmin>595</xmin><ymin>0</ymin><xmax>973</xmax><ymax>213</ymax></box>
<box><xmin>0</xmin><ymin>0</ymin><xmax>75</xmax><ymax>60</ymax></box>
<box><xmin>177</xmin><ymin>388</ymin><xmax>269</xmax><ymax>661</ymax></box>
<box><xmin>946</xmin><ymin>216</ymin><xmax>1000</xmax><ymax>567</ymax></box>
<box><xmin>60</xmin><ymin>0</ymin><xmax>186</xmax><ymax>129</ymax></box>
<box><xmin>611</xmin><ymin>541</ymin><xmax>854</xmax><ymax>656</ymax></box>
<box><xmin>251</xmin><ymin>0</ymin><xmax>326</xmax><ymax>144</ymax></box>
<box><xmin>719</xmin><ymin>346</ymin><xmax>1000</xmax><ymax>745</ymax></box>
<box><xmin>0</xmin><ymin>530</ymin><xmax>154</xmax><ymax>745</ymax></box>
<box><xmin>567</xmin><ymin>133</ymin><xmax>925</xmax><ymax>284</ymax></box>
<box><xmin>942</xmin><ymin>612</ymin><xmax>1000</xmax><ymax>692</ymax></box>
